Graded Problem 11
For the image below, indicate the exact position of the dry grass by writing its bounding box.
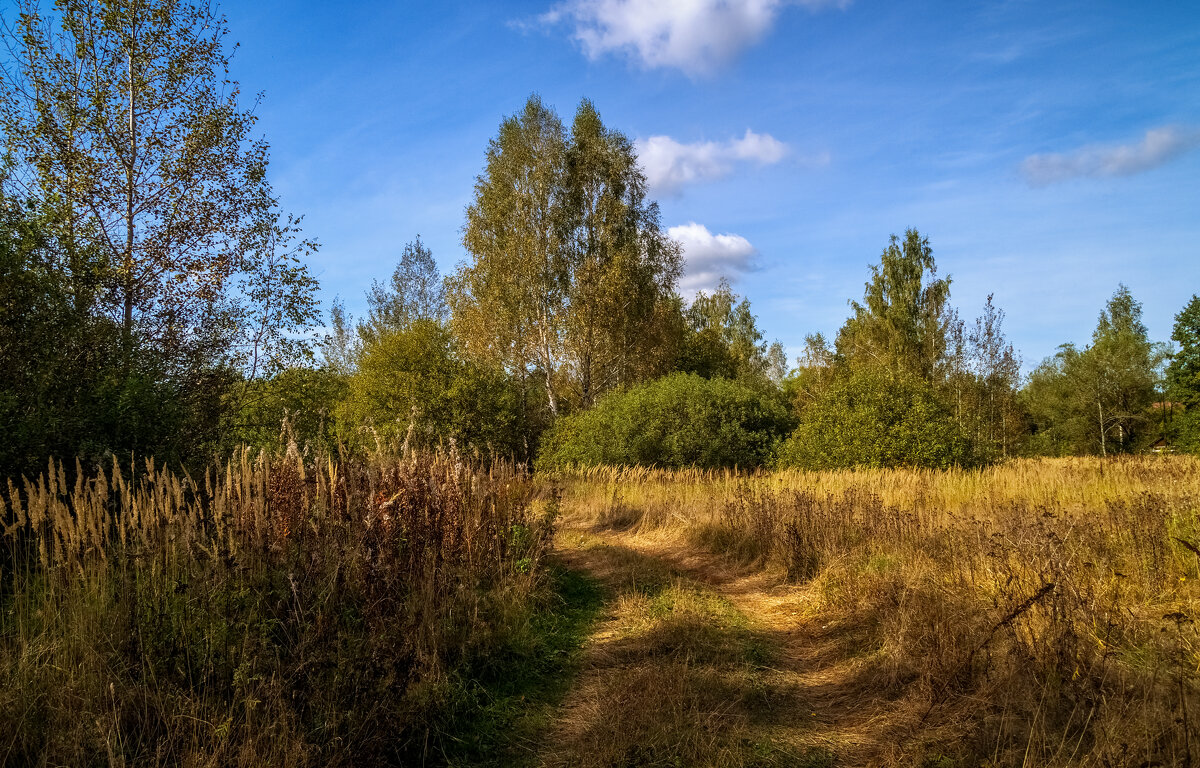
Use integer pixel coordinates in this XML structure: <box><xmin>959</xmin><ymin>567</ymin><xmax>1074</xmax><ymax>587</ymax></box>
<box><xmin>6</xmin><ymin>453</ymin><xmax>1197</xmax><ymax>766</ymax></box>
<box><xmin>550</xmin><ymin>456</ymin><xmax>1200</xmax><ymax>767</ymax></box>
<box><xmin>0</xmin><ymin>445</ymin><xmax>554</xmax><ymax>767</ymax></box>
<box><xmin>544</xmin><ymin>534</ymin><xmax>811</xmax><ymax>768</ymax></box>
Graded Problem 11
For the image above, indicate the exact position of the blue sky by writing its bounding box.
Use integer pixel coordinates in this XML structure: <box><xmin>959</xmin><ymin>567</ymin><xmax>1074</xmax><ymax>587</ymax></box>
<box><xmin>222</xmin><ymin>0</ymin><xmax>1199</xmax><ymax>370</ymax></box>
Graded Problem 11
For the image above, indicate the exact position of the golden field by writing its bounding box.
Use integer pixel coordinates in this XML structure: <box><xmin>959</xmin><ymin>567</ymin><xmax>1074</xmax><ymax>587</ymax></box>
<box><xmin>545</xmin><ymin>456</ymin><xmax>1200</xmax><ymax>767</ymax></box>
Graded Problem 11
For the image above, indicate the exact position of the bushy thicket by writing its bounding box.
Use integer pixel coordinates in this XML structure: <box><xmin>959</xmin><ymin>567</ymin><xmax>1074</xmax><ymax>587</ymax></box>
<box><xmin>1167</xmin><ymin>295</ymin><xmax>1200</xmax><ymax>454</ymax></box>
<box><xmin>222</xmin><ymin>367</ymin><xmax>348</xmax><ymax>452</ymax></box>
<box><xmin>340</xmin><ymin>319</ymin><xmax>541</xmax><ymax>459</ymax></box>
<box><xmin>775</xmin><ymin>368</ymin><xmax>974</xmax><ymax>469</ymax></box>
<box><xmin>1022</xmin><ymin>286</ymin><xmax>1162</xmax><ymax>456</ymax></box>
<box><xmin>0</xmin><ymin>202</ymin><xmax>235</xmax><ymax>476</ymax></box>
<box><xmin>538</xmin><ymin>373</ymin><xmax>792</xmax><ymax>470</ymax></box>
<box><xmin>1175</xmin><ymin>409</ymin><xmax>1200</xmax><ymax>455</ymax></box>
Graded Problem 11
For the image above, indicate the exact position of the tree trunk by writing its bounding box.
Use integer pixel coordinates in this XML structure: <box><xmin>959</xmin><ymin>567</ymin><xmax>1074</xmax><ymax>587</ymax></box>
<box><xmin>123</xmin><ymin>47</ymin><xmax>137</xmax><ymax>364</ymax></box>
<box><xmin>544</xmin><ymin>368</ymin><xmax>558</xmax><ymax>417</ymax></box>
<box><xmin>1001</xmin><ymin>409</ymin><xmax>1008</xmax><ymax>459</ymax></box>
<box><xmin>581</xmin><ymin>319</ymin><xmax>594</xmax><ymax>408</ymax></box>
<box><xmin>538</xmin><ymin>314</ymin><xmax>559</xmax><ymax>418</ymax></box>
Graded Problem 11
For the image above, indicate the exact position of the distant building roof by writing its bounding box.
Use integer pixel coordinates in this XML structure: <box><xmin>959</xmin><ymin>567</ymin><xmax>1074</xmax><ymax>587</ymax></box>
<box><xmin>1151</xmin><ymin>401</ymin><xmax>1186</xmax><ymax>410</ymax></box>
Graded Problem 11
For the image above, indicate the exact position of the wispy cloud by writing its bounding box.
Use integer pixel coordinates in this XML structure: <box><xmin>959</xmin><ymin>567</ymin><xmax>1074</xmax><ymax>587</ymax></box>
<box><xmin>670</xmin><ymin>222</ymin><xmax>757</xmax><ymax>294</ymax></box>
<box><xmin>637</xmin><ymin>129</ymin><xmax>794</xmax><ymax>194</ymax></box>
<box><xmin>540</xmin><ymin>0</ymin><xmax>848</xmax><ymax>76</ymax></box>
<box><xmin>1021</xmin><ymin>126</ymin><xmax>1200</xmax><ymax>187</ymax></box>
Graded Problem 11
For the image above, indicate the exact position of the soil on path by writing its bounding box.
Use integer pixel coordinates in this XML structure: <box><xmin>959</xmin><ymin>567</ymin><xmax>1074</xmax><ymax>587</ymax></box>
<box><xmin>536</xmin><ymin>519</ymin><xmax>920</xmax><ymax>768</ymax></box>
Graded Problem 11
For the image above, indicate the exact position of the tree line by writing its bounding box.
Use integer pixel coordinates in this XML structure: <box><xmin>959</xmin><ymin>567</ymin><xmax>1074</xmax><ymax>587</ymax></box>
<box><xmin>1</xmin><ymin>1</ymin><xmax>1197</xmax><ymax>477</ymax></box>
<box><xmin>300</xmin><ymin>96</ymin><xmax>1200</xmax><ymax>471</ymax></box>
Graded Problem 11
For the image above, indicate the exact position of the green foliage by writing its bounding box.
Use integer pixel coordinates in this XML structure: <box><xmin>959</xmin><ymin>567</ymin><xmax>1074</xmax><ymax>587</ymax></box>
<box><xmin>221</xmin><ymin>367</ymin><xmax>348</xmax><ymax>453</ymax></box>
<box><xmin>836</xmin><ymin>228</ymin><xmax>950</xmax><ymax>381</ymax></box>
<box><xmin>561</xmin><ymin>99</ymin><xmax>682</xmax><ymax>406</ymax></box>
<box><xmin>775</xmin><ymin>367</ymin><xmax>974</xmax><ymax>470</ymax></box>
<box><xmin>677</xmin><ymin>279</ymin><xmax>783</xmax><ymax>387</ymax></box>
<box><xmin>450</xmin><ymin>95</ymin><xmax>680</xmax><ymax>416</ymax></box>
<box><xmin>1163</xmin><ymin>294</ymin><xmax>1200</xmax><ymax>456</ymax></box>
<box><xmin>941</xmin><ymin>295</ymin><xmax>1026</xmax><ymax>460</ymax></box>
<box><xmin>341</xmin><ymin>320</ymin><xmax>537</xmax><ymax>459</ymax></box>
<box><xmin>782</xmin><ymin>333</ymin><xmax>837</xmax><ymax>412</ymax></box>
<box><xmin>2</xmin><ymin>0</ymin><xmax>319</xmax><ymax>368</ymax></box>
<box><xmin>318</xmin><ymin>297</ymin><xmax>360</xmax><ymax>375</ymax></box>
<box><xmin>234</xmin><ymin>203</ymin><xmax>323</xmax><ymax>379</ymax></box>
<box><xmin>1175</xmin><ymin>408</ymin><xmax>1200</xmax><ymax>455</ymax></box>
<box><xmin>1023</xmin><ymin>286</ymin><xmax>1161</xmax><ymax>455</ymax></box>
<box><xmin>439</xmin><ymin>564</ymin><xmax>604</xmax><ymax>766</ymax></box>
<box><xmin>0</xmin><ymin>0</ymin><xmax>323</xmax><ymax>476</ymax></box>
<box><xmin>1169</xmin><ymin>295</ymin><xmax>1200</xmax><ymax>407</ymax></box>
<box><xmin>0</xmin><ymin>198</ymin><xmax>233</xmax><ymax>475</ymax></box>
<box><xmin>1023</xmin><ymin>346</ymin><xmax>1092</xmax><ymax>456</ymax></box>
<box><xmin>538</xmin><ymin>372</ymin><xmax>793</xmax><ymax>470</ymax></box>
<box><xmin>363</xmin><ymin>235</ymin><xmax>447</xmax><ymax>343</ymax></box>
<box><xmin>785</xmin><ymin>233</ymin><xmax>1016</xmax><ymax>468</ymax></box>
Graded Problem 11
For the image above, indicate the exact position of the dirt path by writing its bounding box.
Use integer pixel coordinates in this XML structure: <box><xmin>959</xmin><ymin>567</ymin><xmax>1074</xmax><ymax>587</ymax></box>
<box><xmin>537</xmin><ymin>521</ymin><xmax>919</xmax><ymax>768</ymax></box>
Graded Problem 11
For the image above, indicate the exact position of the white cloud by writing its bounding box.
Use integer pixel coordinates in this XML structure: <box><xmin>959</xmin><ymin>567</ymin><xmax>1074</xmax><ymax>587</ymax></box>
<box><xmin>669</xmin><ymin>222</ymin><xmax>757</xmax><ymax>294</ymax></box>
<box><xmin>1021</xmin><ymin>125</ymin><xmax>1200</xmax><ymax>187</ymax></box>
<box><xmin>542</xmin><ymin>0</ymin><xmax>848</xmax><ymax>76</ymax></box>
<box><xmin>637</xmin><ymin>129</ymin><xmax>790</xmax><ymax>194</ymax></box>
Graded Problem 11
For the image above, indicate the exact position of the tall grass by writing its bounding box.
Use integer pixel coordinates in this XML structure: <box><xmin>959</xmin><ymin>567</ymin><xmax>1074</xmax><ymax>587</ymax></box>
<box><xmin>554</xmin><ymin>456</ymin><xmax>1200</xmax><ymax>766</ymax></box>
<box><xmin>1</xmin><ymin>446</ymin><xmax>553</xmax><ymax>766</ymax></box>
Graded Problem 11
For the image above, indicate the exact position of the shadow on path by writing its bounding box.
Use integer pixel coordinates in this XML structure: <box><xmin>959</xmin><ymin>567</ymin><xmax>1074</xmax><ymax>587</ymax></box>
<box><xmin>540</xmin><ymin>526</ymin><xmax>928</xmax><ymax>768</ymax></box>
<box><xmin>541</xmin><ymin>536</ymin><xmax>826</xmax><ymax>767</ymax></box>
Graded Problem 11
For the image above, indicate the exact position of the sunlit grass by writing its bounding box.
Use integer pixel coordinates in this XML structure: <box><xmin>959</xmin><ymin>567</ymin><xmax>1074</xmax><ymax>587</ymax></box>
<box><xmin>552</xmin><ymin>455</ymin><xmax>1200</xmax><ymax>766</ymax></box>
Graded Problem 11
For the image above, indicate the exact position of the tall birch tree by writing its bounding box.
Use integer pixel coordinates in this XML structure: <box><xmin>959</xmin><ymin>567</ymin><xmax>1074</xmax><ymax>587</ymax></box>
<box><xmin>0</xmin><ymin>0</ymin><xmax>315</xmax><ymax>372</ymax></box>
<box><xmin>562</xmin><ymin>99</ymin><xmax>680</xmax><ymax>406</ymax></box>
<box><xmin>450</xmin><ymin>95</ymin><xmax>568</xmax><ymax>415</ymax></box>
<box><xmin>836</xmin><ymin>229</ymin><xmax>950</xmax><ymax>381</ymax></box>
<box><xmin>449</xmin><ymin>95</ymin><xmax>680</xmax><ymax>415</ymax></box>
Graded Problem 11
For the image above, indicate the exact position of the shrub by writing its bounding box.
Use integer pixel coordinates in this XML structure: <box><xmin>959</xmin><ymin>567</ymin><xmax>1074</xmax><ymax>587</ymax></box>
<box><xmin>1176</xmin><ymin>406</ymin><xmax>1200</xmax><ymax>455</ymax></box>
<box><xmin>775</xmin><ymin>367</ymin><xmax>974</xmax><ymax>469</ymax></box>
<box><xmin>222</xmin><ymin>366</ymin><xmax>348</xmax><ymax>453</ymax></box>
<box><xmin>340</xmin><ymin>320</ymin><xmax>541</xmax><ymax>459</ymax></box>
<box><xmin>538</xmin><ymin>372</ymin><xmax>792</xmax><ymax>470</ymax></box>
<box><xmin>0</xmin><ymin>199</ymin><xmax>238</xmax><ymax>477</ymax></box>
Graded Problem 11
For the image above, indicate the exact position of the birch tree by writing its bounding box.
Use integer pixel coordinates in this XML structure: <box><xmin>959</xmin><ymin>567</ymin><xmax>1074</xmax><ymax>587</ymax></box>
<box><xmin>967</xmin><ymin>294</ymin><xmax>1022</xmax><ymax>457</ymax></box>
<box><xmin>562</xmin><ymin>99</ymin><xmax>680</xmax><ymax>406</ymax></box>
<box><xmin>450</xmin><ymin>95</ymin><xmax>568</xmax><ymax>415</ymax></box>
<box><xmin>1024</xmin><ymin>286</ymin><xmax>1159</xmax><ymax>455</ymax></box>
<box><xmin>363</xmin><ymin>235</ymin><xmax>447</xmax><ymax>343</ymax></box>
<box><xmin>449</xmin><ymin>95</ymin><xmax>680</xmax><ymax>415</ymax></box>
<box><xmin>0</xmin><ymin>0</ymin><xmax>314</xmax><ymax>371</ymax></box>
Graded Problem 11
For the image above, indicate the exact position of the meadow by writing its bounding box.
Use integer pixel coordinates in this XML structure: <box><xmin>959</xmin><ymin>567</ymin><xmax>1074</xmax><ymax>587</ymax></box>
<box><xmin>4</xmin><ymin>452</ymin><xmax>1198</xmax><ymax>766</ymax></box>
<box><xmin>2</xmin><ymin>2</ymin><xmax>1197</xmax><ymax>766</ymax></box>
<box><xmin>548</xmin><ymin>456</ymin><xmax>1200</xmax><ymax>766</ymax></box>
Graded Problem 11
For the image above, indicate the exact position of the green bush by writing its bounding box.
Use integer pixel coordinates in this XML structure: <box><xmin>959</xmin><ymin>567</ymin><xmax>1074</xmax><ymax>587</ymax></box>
<box><xmin>1175</xmin><ymin>407</ymin><xmax>1200</xmax><ymax>455</ymax></box>
<box><xmin>775</xmin><ymin>368</ymin><xmax>974</xmax><ymax>470</ymax></box>
<box><xmin>340</xmin><ymin>320</ymin><xmax>540</xmax><ymax>459</ymax></box>
<box><xmin>221</xmin><ymin>367</ymin><xmax>348</xmax><ymax>453</ymax></box>
<box><xmin>538</xmin><ymin>372</ymin><xmax>792</xmax><ymax>470</ymax></box>
<box><xmin>0</xmin><ymin>196</ymin><xmax>237</xmax><ymax>476</ymax></box>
